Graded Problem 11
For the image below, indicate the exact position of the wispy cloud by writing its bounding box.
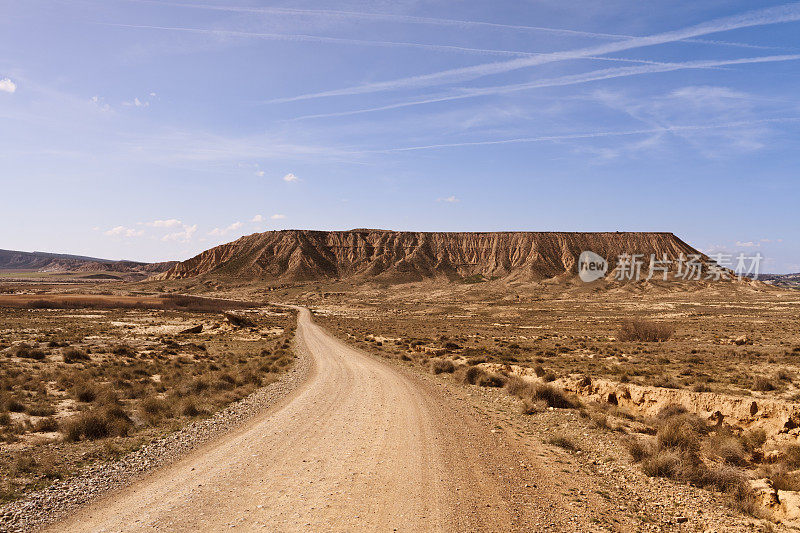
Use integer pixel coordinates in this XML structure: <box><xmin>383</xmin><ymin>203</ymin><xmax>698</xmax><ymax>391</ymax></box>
<box><xmin>122</xmin><ymin>96</ymin><xmax>150</xmax><ymax>107</ymax></box>
<box><xmin>103</xmin><ymin>23</ymin><xmax>559</xmax><ymax>58</ymax></box>
<box><xmin>369</xmin><ymin>117</ymin><xmax>800</xmax><ymax>153</ymax></box>
<box><xmin>124</xmin><ymin>1</ymin><xmax>780</xmax><ymax>51</ymax></box>
<box><xmin>270</xmin><ymin>214</ymin><xmax>286</xmax><ymax>220</ymax></box>
<box><xmin>103</xmin><ymin>225</ymin><xmax>143</xmax><ymax>238</ymax></box>
<box><xmin>0</xmin><ymin>78</ymin><xmax>16</xmax><ymax>94</ymax></box>
<box><xmin>251</xmin><ymin>214</ymin><xmax>265</xmax><ymax>223</ymax></box>
<box><xmin>289</xmin><ymin>54</ymin><xmax>800</xmax><ymax>120</ymax></box>
<box><xmin>163</xmin><ymin>224</ymin><xmax>197</xmax><ymax>242</ymax></box>
<box><xmin>438</xmin><ymin>195</ymin><xmax>459</xmax><ymax>203</ymax></box>
<box><xmin>145</xmin><ymin>218</ymin><xmax>183</xmax><ymax>228</ymax></box>
<box><xmin>283</xmin><ymin>173</ymin><xmax>299</xmax><ymax>182</ymax></box>
<box><xmin>267</xmin><ymin>3</ymin><xmax>800</xmax><ymax>103</ymax></box>
<box><xmin>208</xmin><ymin>221</ymin><xmax>243</xmax><ymax>237</ymax></box>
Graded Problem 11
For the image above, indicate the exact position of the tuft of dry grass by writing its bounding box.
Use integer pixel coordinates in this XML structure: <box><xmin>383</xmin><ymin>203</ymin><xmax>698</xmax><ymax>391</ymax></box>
<box><xmin>627</xmin><ymin>406</ymin><xmax>758</xmax><ymax>515</ymax></box>
<box><xmin>503</xmin><ymin>376</ymin><xmax>578</xmax><ymax>409</ymax></box>
<box><xmin>532</xmin><ymin>383</ymin><xmax>578</xmax><ymax>409</ymax></box>
<box><xmin>62</xmin><ymin>346</ymin><xmax>89</xmax><ymax>363</ymax></box>
<box><xmin>617</xmin><ymin>319</ymin><xmax>674</xmax><ymax>342</ymax></box>
<box><xmin>429</xmin><ymin>358</ymin><xmax>455</xmax><ymax>374</ymax></box>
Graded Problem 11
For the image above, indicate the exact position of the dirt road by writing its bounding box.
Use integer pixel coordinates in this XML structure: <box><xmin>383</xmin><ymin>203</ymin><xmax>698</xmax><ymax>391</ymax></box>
<box><xmin>52</xmin><ymin>307</ymin><xmax>609</xmax><ymax>532</ymax></box>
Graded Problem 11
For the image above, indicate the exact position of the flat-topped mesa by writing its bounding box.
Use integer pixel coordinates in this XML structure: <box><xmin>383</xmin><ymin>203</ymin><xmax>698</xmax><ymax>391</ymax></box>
<box><xmin>153</xmin><ymin>230</ymin><xmax>709</xmax><ymax>284</ymax></box>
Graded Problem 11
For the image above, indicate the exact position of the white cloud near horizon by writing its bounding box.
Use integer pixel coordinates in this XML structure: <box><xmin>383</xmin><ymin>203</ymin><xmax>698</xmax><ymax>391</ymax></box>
<box><xmin>252</xmin><ymin>214</ymin><xmax>265</xmax><ymax>223</ymax></box>
<box><xmin>0</xmin><ymin>78</ymin><xmax>16</xmax><ymax>94</ymax></box>
<box><xmin>208</xmin><ymin>221</ymin><xmax>244</xmax><ymax>237</ymax></box>
<box><xmin>270</xmin><ymin>214</ymin><xmax>286</xmax><ymax>219</ymax></box>
<box><xmin>145</xmin><ymin>218</ymin><xmax>183</xmax><ymax>228</ymax></box>
<box><xmin>103</xmin><ymin>226</ymin><xmax>144</xmax><ymax>238</ymax></box>
<box><xmin>163</xmin><ymin>224</ymin><xmax>197</xmax><ymax>242</ymax></box>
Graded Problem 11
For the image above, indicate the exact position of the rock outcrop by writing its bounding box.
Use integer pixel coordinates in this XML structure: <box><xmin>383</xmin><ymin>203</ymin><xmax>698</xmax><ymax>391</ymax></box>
<box><xmin>155</xmin><ymin>229</ymin><xmax>707</xmax><ymax>283</ymax></box>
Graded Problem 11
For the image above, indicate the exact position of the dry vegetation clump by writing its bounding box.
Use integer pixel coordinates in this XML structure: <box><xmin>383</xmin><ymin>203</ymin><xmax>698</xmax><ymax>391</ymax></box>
<box><xmin>626</xmin><ymin>405</ymin><xmax>759</xmax><ymax>515</ymax></box>
<box><xmin>11</xmin><ymin>343</ymin><xmax>46</xmax><ymax>360</ymax></box>
<box><xmin>429</xmin><ymin>358</ymin><xmax>455</xmax><ymax>374</ymax></box>
<box><xmin>0</xmin><ymin>303</ymin><xmax>297</xmax><ymax>501</ymax></box>
<box><xmin>62</xmin><ymin>346</ymin><xmax>89</xmax><ymax>363</ymax></box>
<box><xmin>453</xmin><ymin>365</ymin><xmax>506</xmax><ymax>387</ymax></box>
<box><xmin>504</xmin><ymin>376</ymin><xmax>579</xmax><ymax>410</ymax></box>
<box><xmin>617</xmin><ymin>319</ymin><xmax>674</xmax><ymax>342</ymax></box>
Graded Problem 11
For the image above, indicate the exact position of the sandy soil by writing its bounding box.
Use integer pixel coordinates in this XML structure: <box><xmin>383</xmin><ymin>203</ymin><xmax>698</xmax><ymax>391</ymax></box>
<box><xmin>48</xmin><ymin>307</ymin><xmax>626</xmax><ymax>532</ymax></box>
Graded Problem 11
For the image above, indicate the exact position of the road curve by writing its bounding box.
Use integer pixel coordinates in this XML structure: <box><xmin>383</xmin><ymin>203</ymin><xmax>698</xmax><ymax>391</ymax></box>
<box><xmin>50</xmin><ymin>307</ymin><xmax>597</xmax><ymax>532</ymax></box>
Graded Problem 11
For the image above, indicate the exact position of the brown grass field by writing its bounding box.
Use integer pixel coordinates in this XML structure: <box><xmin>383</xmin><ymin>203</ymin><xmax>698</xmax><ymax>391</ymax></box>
<box><xmin>0</xmin><ymin>292</ymin><xmax>295</xmax><ymax>501</ymax></box>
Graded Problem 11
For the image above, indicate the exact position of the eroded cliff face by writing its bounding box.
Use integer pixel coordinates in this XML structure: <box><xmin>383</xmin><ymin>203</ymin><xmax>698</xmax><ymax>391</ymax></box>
<box><xmin>154</xmin><ymin>230</ymin><xmax>704</xmax><ymax>283</ymax></box>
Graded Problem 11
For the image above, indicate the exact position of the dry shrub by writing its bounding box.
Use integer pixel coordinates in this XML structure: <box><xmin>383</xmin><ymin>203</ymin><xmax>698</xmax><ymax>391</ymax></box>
<box><xmin>708</xmin><ymin>430</ymin><xmax>748</xmax><ymax>466</ymax></box>
<box><xmin>181</xmin><ymin>398</ymin><xmax>207</xmax><ymax>418</ymax></box>
<box><xmin>771</xmin><ymin>471</ymin><xmax>800</xmax><ymax>491</ymax></box>
<box><xmin>743</xmin><ymin>428</ymin><xmax>767</xmax><ymax>452</ymax></box>
<box><xmin>519</xmin><ymin>398</ymin><xmax>547</xmax><ymax>415</ymax></box>
<box><xmin>71</xmin><ymin>382</ymin><xmax>97</xmax><ymax>403</ymax></box>
<box><xmin>532</xmin><ymin>383</ymin><xmax>578</xmax><ymax>409</ymax></box>
<box><xmin>139</xmin><ymin>397</ymin><xmax>172</xmax><ymax>425</ymax></box>
<box><xmin>505</xmin><ymin>376</ymin><xmax>535</xmax><ymax>398</ymax></box>
<box><xmin>751</xmin><ymin>376</ymin><xmax>776</xmax><ymax>392</ymax></box>
<box><xmin>504</xmin><ymin>376</ymin><xmax>577</xmax><ymax>409</ymax></box>
<box><xmin>617</xmin><ymin>319</ymin><xmax>673</xmax><ymax>342</ymax></box>
<box><xmin>429</xmin><ymin>358</ymin><xmax>455</xmax><ymax>375</ymax></box>
<box><xmin>3</xmin><ymin>398</ymin><xmax>25</xmax><ymax>413</ymax></box>
<box><xmin>625</xmin><ymin>436</ymin><xmax>652</xmax><ymax>462</ymax></box>
<box><xmin>456</xmin><ymin>365</ymin><xmax>484</xmax><ymax>385</ymax></box>
<box><xmin>111</xmin><ymin>344</ymin><xmax>136</xmax><ymax>357</ymax></box>
<box><xmin>783</xmin><ymin>444</ymin><xmax>800</xmax><ymax>469</ymax></box>
<box><xmin>12</xmin><ymin>343</ymin><xmax>46</xmax><ymax>360</ymax></box>
<box><xmin>33</xmin><ymin>417</ymin><xmax>59</xmax><ymax>432</ymax></box>
<box><xmin>62</xmin><ymin>347</ymin><xmax>89</xmax><ymax>363</ymax></box>
<box><xmin>64</xmin><ymin>412</ymin><xmax>109</xmax><ymax>441</ymax></box>
<box><xmin>63</xmin><ymin>403</ymin><xmax>132</xmax><ymax>441</ymax></box>
<box><xmin>629</xmin><ymin>406</ymin><xmax>757</xmax><ymax>514</ymax></box>
<box><xmin>477</xmin><ymin>372</ymin><xmax>506</xmax><ymax>388</ymax></box>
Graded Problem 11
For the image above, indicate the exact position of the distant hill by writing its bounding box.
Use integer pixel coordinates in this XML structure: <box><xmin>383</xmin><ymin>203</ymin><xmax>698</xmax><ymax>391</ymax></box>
<box><xmin>152</xmin><ymin>229</ymin><xmax>713</xmax><ymax>284</ymax></box>
<box><xmin>757</xmin><ymin>273</ymin><xmax>800</xmax><ymax>289</ymax></box>
<box><xmin>0</xmin><ymin>249</ymin><xmax>175</xmax><ymax>274</ymax></box>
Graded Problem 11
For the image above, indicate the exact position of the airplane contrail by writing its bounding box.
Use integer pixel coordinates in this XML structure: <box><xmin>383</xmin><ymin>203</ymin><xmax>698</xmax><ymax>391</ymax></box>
<box><xmin>369</xmin><ymin>117</ymin><xmax>800</xmax><ymax>153</ymax></box>
<box><xmin>266</xmin><ymin>3</ymin><xmax>800</xmax><ymax>103</ymax></box>
<box><xmin>287</xmin><ymin>54</ymin><xmax>800</xmax><ymax>120</ymax></box>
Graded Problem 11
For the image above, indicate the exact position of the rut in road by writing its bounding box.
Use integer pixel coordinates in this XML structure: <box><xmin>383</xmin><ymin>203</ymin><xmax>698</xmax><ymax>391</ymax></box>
<box><xmin>52</xmin><ymin>307</ymin><xmax>605</xmax><ymax>532</ymax></box>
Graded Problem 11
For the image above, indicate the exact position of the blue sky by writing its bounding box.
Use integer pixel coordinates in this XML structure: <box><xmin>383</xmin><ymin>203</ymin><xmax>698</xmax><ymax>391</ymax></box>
<box><xmin>1</xmin><ymin>0</ymin><xmax>799</xmax><ymax>272</ymax></box>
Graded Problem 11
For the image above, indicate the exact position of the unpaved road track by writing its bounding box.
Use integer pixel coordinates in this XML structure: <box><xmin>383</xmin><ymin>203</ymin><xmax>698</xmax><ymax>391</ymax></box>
<box><xmin>52</xmin><ymin>308</ymin><xmax>612</xmax><ymax>532</ymax></box>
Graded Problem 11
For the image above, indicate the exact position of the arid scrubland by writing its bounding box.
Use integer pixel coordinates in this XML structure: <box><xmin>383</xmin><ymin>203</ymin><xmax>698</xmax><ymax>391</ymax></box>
<box><xmin>0</xmin><ymin>293</ymin><xmax>295</xmax><ymax>502</ymax></box>
<box><xmin>313</xmin><ymin>283</ymin><xmax>800</xmax><ymax>524</ymax></box>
